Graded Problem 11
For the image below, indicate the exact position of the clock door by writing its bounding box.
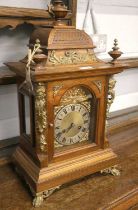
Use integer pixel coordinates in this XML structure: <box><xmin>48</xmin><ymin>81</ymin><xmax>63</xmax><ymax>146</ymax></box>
<box><xmin>54</xmin><ymin>86</ymin><xmax>96</xmax><ymax>147</ymax></box>
<box><xmin>47</xmin><ymin>77</ymin><xmax>106</xmax><ymax>162</ymax></box>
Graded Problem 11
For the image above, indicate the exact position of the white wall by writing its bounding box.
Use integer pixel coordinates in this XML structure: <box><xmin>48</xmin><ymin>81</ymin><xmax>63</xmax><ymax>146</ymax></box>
<box><xmin>0</xmin><ymin>85</ymin><xmax>19</xmax><ymax>140</ymax></box>
<box><xmin>0</xmin><ymin>0</ymin><xmax>51</xmax><ymax>140</ymax></box>
<box><xmin>77</xmin><ymin>0</ymin><xmax>138</xmax><ymax>112</ymax></box>
<box><xmin>0</xmin><ymin>0</ymin><xmax>138</xmax><ymax>140</ymax></box>
<box><xmin>0</xmin><ymin>26</ymin><xmax>33</xmax><ymax>140</ymax></box>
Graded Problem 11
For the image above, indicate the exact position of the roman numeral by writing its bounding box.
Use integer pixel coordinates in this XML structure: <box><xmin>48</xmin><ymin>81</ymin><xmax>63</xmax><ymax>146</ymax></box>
<box><xmin>84</xmin><ymin>120</ymin><xmax>89</xmax><ymax>124</ymax></box>
<box><xmin>57</xmin><ymin>132</ymin><xmax>62</xmax><ymax>139</ymax></box>
<box><xmin>62</xmin><ymin>137</ymin><xmax>66</xmax><ymax>143</ymax></box>
<box><xmin>63</xmin><ymin>109</ymin><xmax>67</xmax><ymax>114</ymax></box>
<box><xmin>71</xmin><ymin>105</ymin><xmax>75</xmax><ymax>111</ymax></box>
<box><xmin>83</xmin><ymin>112</ymin><xmax>87</xmax><ymax>117</ymax></box>
<box><xmin>79</xmin><ymin>107</ymin><xmax>82</xmax><ymax>112</ymax></box>
<box><xmin>69</xmin><ymin>138</ymin><xmax>73</xmax><ymax>143</ymax></box>
<box><xmin>55</xmin><ymin>126</ymin><xmax>60</xmax><ymax>130</ymax></box>
<box><xmin>82</xmin><ymin>128</ymin><xmax>86</xmax><ymax>132</ymax></box>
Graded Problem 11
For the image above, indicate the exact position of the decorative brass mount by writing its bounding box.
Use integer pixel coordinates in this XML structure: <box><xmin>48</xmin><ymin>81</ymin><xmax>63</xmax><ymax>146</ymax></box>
<box><xmin>33</xmin><ymin>186</ymin><xmax>61</xmax><ymax>207</ymax></box>
<box><xmin>101</xmin><ymin>165</ymin><xmax>121</xmax><ymax>176</ymax></box>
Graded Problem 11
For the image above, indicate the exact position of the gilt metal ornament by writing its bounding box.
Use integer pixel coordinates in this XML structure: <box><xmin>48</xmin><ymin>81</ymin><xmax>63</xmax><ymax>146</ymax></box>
<box><xmin>60</xmin><ymin>87</ymin><xmax>91</xmax><ymax>112</ymax></box>
<box><xmin>105</xmin><ymin>76</ymin><xmax>116</xmax><ymax>131</ymax></box>
<box><xmin>93</xmin><ymin>80</ymin><xmax>102</xmax><ymax>92</ymax></box>
<box><xmin>35</xmin><ymin>83</ymin><xmax>47</xmax><ymax>152</ymax></box>
<box><xmin>60</xmin><ymin>86</ymin><xmax>89</xmax><ymax>105</ymax></box>
<box><xmin>101</xmin><ymin>165</ymin><xmax>121</xmax><ymax>176</ymax></box>
<box><xmin>49</xmin><ymin>50</ymin><xmax>98</xmax><ymax>65</ymax></box>
<box><xmin>33</xmin><ymin>186</ymin><xmax>60</xmax><ymax>207</ymax></box>
<box><xmin>53</xmin><ymin>84</ymin><xmax>63</xmax><ymax>97</ymax></box>
<box><xmin>106</xmin><ymin>76</ymin><xmax>116</xmax><ymax>118</ymax></box>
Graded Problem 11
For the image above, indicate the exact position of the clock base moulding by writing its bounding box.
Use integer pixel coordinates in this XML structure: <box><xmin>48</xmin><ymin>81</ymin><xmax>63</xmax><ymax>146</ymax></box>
<box><xmin>13</xmin><ymin>146</ymin><xmax>118</xmax><ymax>207</ymax></box>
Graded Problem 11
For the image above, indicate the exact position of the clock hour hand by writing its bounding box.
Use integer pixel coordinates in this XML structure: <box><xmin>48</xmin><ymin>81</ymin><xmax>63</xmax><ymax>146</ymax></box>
<box><xmin>62</xmin><ymin>123</ymin><xmax>75</xmax><ymax>134</ymax></box>
<box><xmin>62</xmin><ymin>124</ymin><xmax>82</xmax><ymax>134</ymax></box>
<box><xmin>56</xmin><ymin>124</ymin><xmax>74</xmax><ymax>138</ymax></box>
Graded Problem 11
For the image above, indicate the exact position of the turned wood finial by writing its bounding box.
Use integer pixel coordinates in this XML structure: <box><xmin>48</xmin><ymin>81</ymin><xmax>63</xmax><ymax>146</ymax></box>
<box><xmin>48</xmin><ymin>0</ymin><xmax>70</xmax><ymax>26</ymax></box>
<box><xmin>108</xmin><ymin>39</ymin><xmax>123</xmax><ymax>64</ymax></box>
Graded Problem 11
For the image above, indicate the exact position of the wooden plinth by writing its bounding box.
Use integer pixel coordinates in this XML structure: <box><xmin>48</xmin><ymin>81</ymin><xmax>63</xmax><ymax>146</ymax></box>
<box><xmin>13</xmin><ymin>146</ymin><xmax>118</xmax><ymax>195</ymax></box>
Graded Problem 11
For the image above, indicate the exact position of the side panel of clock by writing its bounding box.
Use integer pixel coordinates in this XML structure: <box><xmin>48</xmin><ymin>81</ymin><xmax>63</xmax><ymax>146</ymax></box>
<box><xmin>17</xmin><ymin>82</ymin><xmax>39</xmax><ymax>163</ymax></box>
<box><xmin>47</xmin><ymin>76</ymin><xmax>107</xmax><ymax>163</ymax></box>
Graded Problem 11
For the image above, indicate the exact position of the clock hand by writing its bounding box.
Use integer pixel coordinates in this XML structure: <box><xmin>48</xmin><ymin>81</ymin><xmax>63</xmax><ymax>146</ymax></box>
<box><xmin>63</xmin><ymin>124</ymin><xmax>82</xmax><ymax>134</ymax></box>
<box><xmin>57</xmin><ymin>124</ymin><xmax>74</xmax><ymax>138</ymax></box>
<box><xmin>60</xmin><ymin>124</ymin><xmax>82</xmax><ymax>136</ymax></box>
<box><xmin>63</xmin><ymin>123</ymin><xmax>75</xmax><ymax>134</ymax></box>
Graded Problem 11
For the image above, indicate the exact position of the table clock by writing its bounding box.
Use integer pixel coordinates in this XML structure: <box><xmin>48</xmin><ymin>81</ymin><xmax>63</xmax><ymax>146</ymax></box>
<box><xmin>7</xmin><ymin>0</ymin><xmax>125</xmax><ymax>207</ymax></box>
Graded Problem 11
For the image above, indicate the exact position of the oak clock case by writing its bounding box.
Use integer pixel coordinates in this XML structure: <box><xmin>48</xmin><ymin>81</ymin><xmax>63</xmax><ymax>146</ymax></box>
<box><xmin>6</xmin><ymin>6</ymin><xmax>125</xmax><ymax>206</ymax></box>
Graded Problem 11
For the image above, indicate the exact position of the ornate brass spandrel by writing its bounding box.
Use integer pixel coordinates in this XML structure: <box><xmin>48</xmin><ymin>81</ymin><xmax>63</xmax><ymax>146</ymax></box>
<box><xmin>79</xmin><ymin>132</ymin><xmax>89</xmax><ymax>143</ymax></box>
<box><xmin>93</xmin><ymin>80</ymin><xmax>102</xmax><ymax>93</ymax></box>
<box><xmin>35</xmin><ymin>83</ymin><xmax>47</xmax><ymax>152</ymax></box>
<box><xmin>53</xmin><ymin>84</ymin><xmax>63</xmax><ymax>97</ymax></box>
<box><xmin>60</xmin><ymin>86</ymin><xmax>90</xmax><ymax>105</ymax></box>
<box><xmin>48</xmin><ymin>49</ymin><xmax>98</xmax><ymax>65</ymax></box>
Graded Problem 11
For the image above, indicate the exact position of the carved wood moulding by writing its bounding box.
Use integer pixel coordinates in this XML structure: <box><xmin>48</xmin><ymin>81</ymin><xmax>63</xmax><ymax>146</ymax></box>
<box><xmin>0</xmin><ymin>6</ymin><xmax>51</xmax><ymax>29</ymax></box>
<box><xmin>0</xmin><ymin>0</ymin><xmax>76</xmax><ymax>29</ymax></box>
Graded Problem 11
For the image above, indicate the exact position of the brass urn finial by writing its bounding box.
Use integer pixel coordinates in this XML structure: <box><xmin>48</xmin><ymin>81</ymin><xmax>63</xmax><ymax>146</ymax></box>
<box><xmin>48</xmin><ymin>0</ymin><xmax>70</xmax><ymax>26</ymax></box>
<box><xmin>108</xmin><ymin>39</ymin><xmax>123</xmax><ymax>64</ymax></box>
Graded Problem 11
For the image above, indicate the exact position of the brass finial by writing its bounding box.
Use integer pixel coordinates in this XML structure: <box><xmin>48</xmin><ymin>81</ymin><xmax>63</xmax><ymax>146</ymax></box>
<box><xmin>48</xmin><ymin>0</ymin><xmax>70</xmax><ymax>26</ymax></box>
<box><xmin>108</xmin><ymin>39</ymin><xmax>123</xmax><ymax>64</ymax></box>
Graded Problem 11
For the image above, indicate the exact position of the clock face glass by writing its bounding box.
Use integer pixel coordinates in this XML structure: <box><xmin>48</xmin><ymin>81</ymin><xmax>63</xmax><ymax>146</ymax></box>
<box><xmin>54</xmin><ymin>86</ymin><xmax>97</xmax><ymax>149</ymax></box>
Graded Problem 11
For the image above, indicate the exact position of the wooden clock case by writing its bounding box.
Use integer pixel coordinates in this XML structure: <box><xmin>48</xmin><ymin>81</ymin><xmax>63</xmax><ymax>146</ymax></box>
<box><xmin>6</xmin><ymin>24</ymin><xmax>126</xmax><ymax>206</ymax></box>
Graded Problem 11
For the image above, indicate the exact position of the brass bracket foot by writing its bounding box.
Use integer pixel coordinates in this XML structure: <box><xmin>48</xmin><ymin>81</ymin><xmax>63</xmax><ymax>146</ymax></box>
<box><xmin>33</xmin><ymin>193</ymin><xmax>44</xmax><ymax>208</ymax></box>
<box><xmin>101</xmin><ymin>165</ymin><xmax>121</xmax><ymax>176</ymax></box>
<box><xmin>33</xmin><ymin>186</ymin><xmax>60</xmax><ymax>207</ymax></box>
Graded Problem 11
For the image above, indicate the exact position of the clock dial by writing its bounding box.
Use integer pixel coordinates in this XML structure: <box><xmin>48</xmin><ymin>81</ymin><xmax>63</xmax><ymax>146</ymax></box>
<box><xmin>55</xmin><ymin>104</ymin><xmax>90</xmax><ymax>145</ymax></box>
